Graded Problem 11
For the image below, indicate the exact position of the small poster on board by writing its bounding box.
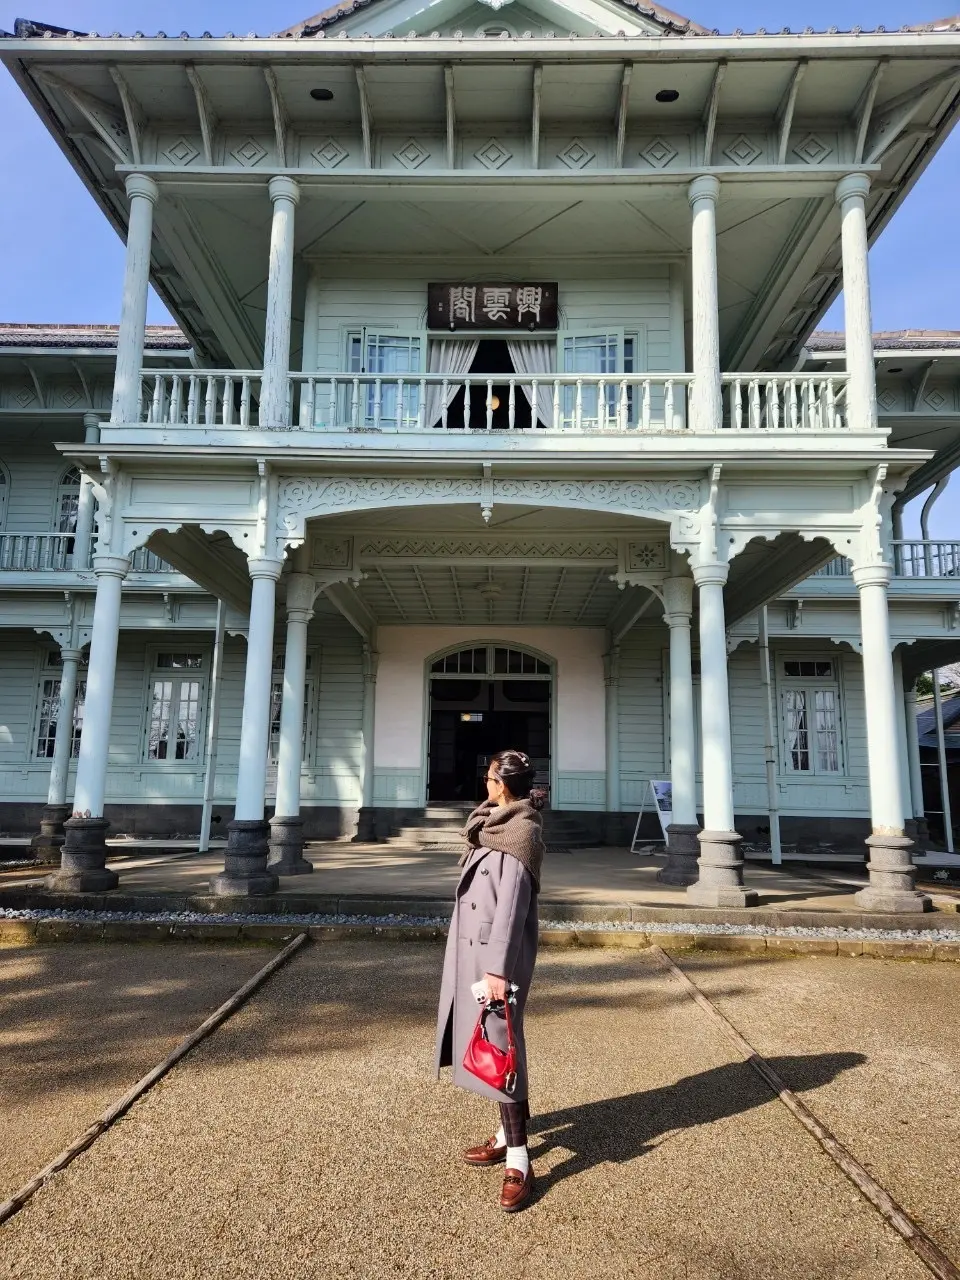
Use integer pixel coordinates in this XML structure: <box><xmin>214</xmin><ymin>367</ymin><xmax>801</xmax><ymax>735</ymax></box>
<box><xmin>630</xmin><ymin>779</ymin><xmax>673</xmax><ymax>854</ymax></box>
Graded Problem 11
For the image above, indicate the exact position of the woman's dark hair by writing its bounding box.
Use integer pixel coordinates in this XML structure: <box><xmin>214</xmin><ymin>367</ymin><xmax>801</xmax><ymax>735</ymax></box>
<box><xmin>489</xmin><ymin>749</ymin><xmax>547</xmax><ymax>811</ymax></box>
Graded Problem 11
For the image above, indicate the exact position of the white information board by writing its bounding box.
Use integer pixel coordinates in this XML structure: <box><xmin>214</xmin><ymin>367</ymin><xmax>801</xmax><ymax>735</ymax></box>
<box><xmin>630</xmin><ymin>779</ymin><xmax>673</xmax><ymax>854</ymax></box>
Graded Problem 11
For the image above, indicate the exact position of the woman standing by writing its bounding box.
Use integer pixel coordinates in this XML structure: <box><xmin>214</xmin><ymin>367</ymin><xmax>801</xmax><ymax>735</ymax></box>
<box><xmin>435</xmin><ymin>749</ymin><xmax>545</xmax><ymax>1213</ymax></box>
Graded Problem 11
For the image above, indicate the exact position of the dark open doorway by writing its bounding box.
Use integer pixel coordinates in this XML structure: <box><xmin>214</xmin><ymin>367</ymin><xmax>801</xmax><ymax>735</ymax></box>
<box><xmin>427</xmin><ymin>677</ymin><xmax>551</xmax><ymax>803</ymax></box>
<box><xmin>444</xmin><ymin>339</ymin><xmax>534</xmax><ymax>431</ymax></box>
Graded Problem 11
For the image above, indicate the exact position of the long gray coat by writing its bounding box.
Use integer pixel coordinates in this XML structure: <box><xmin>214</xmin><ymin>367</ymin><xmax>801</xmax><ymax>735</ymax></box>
<box><xmin>435</xmin><ymin>844</ymin><xmax>538</xmax><ymax>1103</ymax></box>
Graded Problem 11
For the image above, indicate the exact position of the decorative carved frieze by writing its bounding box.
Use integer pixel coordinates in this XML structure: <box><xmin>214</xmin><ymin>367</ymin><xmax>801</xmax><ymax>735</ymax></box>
<box><xmin>393</xmin><ymin>138</ymin><xmax>431</xmax><ymax>169</ymax></box>
<box><xmin>278</xmin><ymin>475</ymin><xmax>703</xmax><ymax>540</ymax></box>
<box><xmin>356</xmin><ymin>536</ymin><xmax>620</xmax><ymax>561</ymax></box>
<box><xmin>638</xmin><ymin>136</ymin><xmax>679</xmax><ymax>168</ymax></box>
<box><xmin>721</xmin><ymin>134</ymin><xmax>762</xmax><ymax>166</ymax></box>
<box><xmin>474</xmin><ymin>138</ymin><xmax>512</xmax><ymax>170</ymax></box>
<box><xmin>162</xmin><ymin>137</ymin><xmax>200</xmax><ymax>166</ymax></box>
<box><xmin>229</xmin><ymin>137</ymin><xmax>268</xmax><ymax>167</ymax></box>
<box><xmin>792</xmin><ymin>133</ymin><xmax>833</xmax><ymax>164</ymax></box>
<box><xmin>311</xmin><ymin>536</ymin><xmax>353</xmax><ymax>568</ymax></box>
<box><xmin>557</xmin><ymin>138</ymin><xmax>596</xmax><ymax>170</ymax></box>
<box><xmin>311</xmin><ymin>137</ymin><xmax>348</xmax><ymax>169</ymax></box>
<box><xmin>625</xmin><ymin>540</ymin><xmax>667</xmax><ymax>570</ymax></box>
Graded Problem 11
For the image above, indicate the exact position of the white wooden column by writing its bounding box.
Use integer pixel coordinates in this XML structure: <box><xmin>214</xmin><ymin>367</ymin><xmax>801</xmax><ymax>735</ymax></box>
<box><xmin>688</xmin><ymin>175</ymin><xmax>722</xmax><ymax>433</ymax></box>
<box><xmin>48</xmin><ymin>554</ymin><xmax>129</xmax><ymax>892</ymax></box>
<box><xmin>268</xmin><ymin>572</ymin><xmax>315</xmax><ymax>875</ymax></box>
<box><xmin>604</xmin><ymin>645</ymin><xmax>621</xmax><ymax>815</ymax></box>
<box><xmin>361</xmin><ymin>644</ymin><xmax>378</xmax><ymax>810</ymax></box>
<box><xmin>31</xmin><ymin>641</ymin><xmax>86</xmax><ymax>865</ymax></box>
<box><xmin>836</xmin><ymin>174</ymin><xmax>877</xmax><ymax>433</ymax></box>
<box><xmin>687</xmin><ymin>563</ymin><xmax>757</xmax><ymax>907</ymax></box>
<box><xmin>892</xmin><ymin>650</ymin><xmax>914</xmax><ymax>831</ymax></box>
<box><xmin>73</xmin><ymin>414</ymin><xmax>100</xmax><ymax>568</ymax></box>
<box><xmin>212</xmin><ymin>556</ymin><xmax>283</xmax><ymax>897</ymax></box>
<box><xmin>199</xmin><ymin>600</ymin><xmax>226</xmax><ymax>854</ymax></box>
<box><xmin>904</xmin><ymin>680</ymin><xmax>926</xmax><ymax>825</ymax></box>
<box><xmin>659</xmin><ymin>574</ymin><xmax>701</xmax><ymax>885</ymax></box>
<box><xmin>47</xmin><ymin>646</ymin><xmax>83</xmax><ymax>811</ymax></box>
<box><xmin>110</xmin><ymin>174</ymin><xmax>158</xmax><ymax>425</ymax></box>
<box><xmin>260</xmin><ymin>176</ymin><xmax>300</xmax><ymax>427</ymax></box>
<box><xmin>852</xmin><ymin>565</ymin><xmax>930</xmax><ymax>911</ymax></box>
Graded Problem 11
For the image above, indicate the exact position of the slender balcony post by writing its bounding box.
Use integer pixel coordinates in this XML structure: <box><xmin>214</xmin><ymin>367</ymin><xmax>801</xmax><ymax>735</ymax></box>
<box><xmin>260</xmin><ymin>176</ymin><xmax>300</xmax><ymax>427</ymax></box>
<box><xmin>110</xmin><ymin>174</ymin><xmax>159</xmax><ymax>425</ymax></box>
<box><xmin>212</xmin><ymin>556</ymin><xmax>284</xmax><ymax>896</ymax></box>
<box><xmin>892</xmin><ymin>650</ymin><xmax>916</xmax><ymax>838</ymax></box>
<box><xmin>687</xmin><ymin>562</ymin><xmax>758</xmax><ymax>907</ymax></box>
<box><xmin>268</xmin><ymin>572</ymin><xmax>316</xmax><ymax>875</ymax></box>
<box><xmin>357</xmin><ymin>644</ymin><xmax>379</xmax><ymax>841</ymax></box>
<box><xmin>688</xmin><ymin>175</ymin><xmax>722</xmax><ymax>433</ymax></box>
<box><xmin>835</xmin><ymin>174</ymin><xmax>877</xmax><ymax>433</ymax></box>
<box><xmin>852</xmin><ymin>565</ymin><xmax>930</xmax><ymax>912</ymax></box>
<box><xmin>49</xmin><ymin>554</ymin><xmax>129</xmax><ymax>892</ymax></box>
<box><xmin>659</xmin><ymin>574</ymin><xmax>701</xmax><ymax>885</ymax></box>
<box><xmin>604</xmin><ymin>645</ymin><xmax>621</xmax><ymax>816</ymax></box>
<box><xmin>72</xmin><ymin>413</ymin><xmax>100</xmax><ymax>569</ymax></box>
<box><xmin>903</xmin><ymin>679</ymin><xmax>927</xmax><ymax>833</ymax></box>
<box><xmin>30</xmin><ymin>643</ymin><xmax>84</xmax><ymax>865</ymax></box>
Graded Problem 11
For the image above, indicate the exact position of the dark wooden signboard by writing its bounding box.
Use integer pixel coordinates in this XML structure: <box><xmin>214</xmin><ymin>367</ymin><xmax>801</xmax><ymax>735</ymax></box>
<box><xmin>428</xmin><ymin>283</ymin><xmax>559</xmax><ymax>330</ymax></box>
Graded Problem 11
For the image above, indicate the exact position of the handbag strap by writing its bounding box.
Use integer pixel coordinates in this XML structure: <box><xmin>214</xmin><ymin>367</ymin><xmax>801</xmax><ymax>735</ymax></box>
<box><xmin>481</xmin><ymin>995</ymin><xmax>517</xmax><ymax>1052</ymax></box>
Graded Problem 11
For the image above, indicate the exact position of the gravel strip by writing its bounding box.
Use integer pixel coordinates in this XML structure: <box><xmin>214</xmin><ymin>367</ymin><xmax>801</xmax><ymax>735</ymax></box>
<box><xmin>2</xmin><ymin>905</ymin><xmax>960</xmax><ymax>942</ymax></box>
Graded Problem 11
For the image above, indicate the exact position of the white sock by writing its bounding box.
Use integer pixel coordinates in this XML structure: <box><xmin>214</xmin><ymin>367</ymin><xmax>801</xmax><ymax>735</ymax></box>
<box><xmin>506</xmin><ymin>1145</ymin><xmax>529</xmax><ymax>1175</ymax></box>
<box><xmin>494</xmin><ymin>1125</ymin><xmax>506</xmax><ymax>1148</ymax></box>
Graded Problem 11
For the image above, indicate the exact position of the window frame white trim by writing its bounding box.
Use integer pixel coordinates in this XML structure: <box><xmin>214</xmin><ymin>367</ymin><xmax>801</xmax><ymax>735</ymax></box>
<box><xmin>54</xmin><ymin>465</ymin><xmax>82</xmax><ymax>535</ymax></box>
<box><xmin>0</xmin><ymin>460</ymin><xmax>8</xmax><ymax>531</ymax></box>
<box><xmin>776</xmin><ymin>652</ymin><xmax>846</xmax><ymax>779</ymax></box>
<box><xmin>140</xmin><ymin>646</ymin><xmax>209</xmax><ymax>765</ymax></box>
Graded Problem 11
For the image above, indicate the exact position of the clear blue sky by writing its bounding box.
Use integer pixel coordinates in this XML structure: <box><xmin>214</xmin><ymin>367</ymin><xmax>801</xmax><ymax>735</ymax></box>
<box><xmin>0</xmin><ymin>0</ymin><xmax>957</xmax><ymax>531</ymax></box>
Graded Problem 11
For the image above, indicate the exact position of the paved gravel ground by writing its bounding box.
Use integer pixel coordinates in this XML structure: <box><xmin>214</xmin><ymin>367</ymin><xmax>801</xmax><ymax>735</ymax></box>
<box><xmin>0</xmin><ymin>943</ymin><xmax>270</xmax><ymax>1201</ymax></box>
<box><xmin>0</xmin><ymin>942</ymin><xmax>935</xmax><ymax>1280</ymax></box>
<box><xmin>682</xmin><ymin>952</ymin><xmax>960</xmax><ymax>1263</ymax></box>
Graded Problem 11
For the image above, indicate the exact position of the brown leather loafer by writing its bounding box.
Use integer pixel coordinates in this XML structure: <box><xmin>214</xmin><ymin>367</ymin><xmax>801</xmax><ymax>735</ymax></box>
<box><xmin>499</xmin><ymin>1166</ymin><xmax>535</xmax><ymax>1212</ymax></box>
<box><xmin>463</xmin><ymin>1137</ymin><xmax>507</xmax><ymax>1166</ymax></box>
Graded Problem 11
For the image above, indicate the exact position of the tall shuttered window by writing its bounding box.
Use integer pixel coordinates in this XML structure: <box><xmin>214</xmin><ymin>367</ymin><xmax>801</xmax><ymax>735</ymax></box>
<box><xmin>779</xmin><ymin>658</ymin><xmax>843</xmax><ymax>775</ymax></box>
<box><xmin>145</xmin><ymin>652</ymin><xmax>205</xmax><ymax>762</ymax></box>
<box><xmin>56</xmin><ymin>466</ymin><xmax>82</xmax><ymax>534</ymax></box>
<box><xmin>268</xmin><ymin>652</ymin><xmax>315</xmax><ymax>763</ymax></box>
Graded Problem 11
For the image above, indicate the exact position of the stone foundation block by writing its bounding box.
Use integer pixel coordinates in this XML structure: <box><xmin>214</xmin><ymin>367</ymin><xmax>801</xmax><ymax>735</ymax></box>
<box><xmin>686</xmin><ymin>830</ymin><xmax>759</xmax><ymax>908</ymax></box>
<box><xmin>267</xmin><ymin>815</ymin><xmax>314</xmax><ymax>876</ymax></box>
<box><xmin>647</xmin><ymin>932</ymin><xmax>697</xmax><ymax>951</ymax></box>
<box><xmin>30</xmin><ymin>803</ymin><xmax>71</xmax><ymax>864</ymax></box>
<box><xmin>36</xmin><ymin>919</ymin><xmax>101</xmax><ymax>943</ymax></box>
<box><xmin>657</xmin><ymin>824</ymin><xmax>701</xmax><ymax>886</ymax></box>
<box><xmin>210</xmin><ymin>820</ymin><xmax>278</xmax><ymax>897</ymax></box>
<box><xmin>100</xmin><ymin>921</ymin><xmax>172</xmax><ymax>942</ymax></box>
<box><xmin>46</xmin><ymin>817</ymin><xmax>118</xmax><ymax>893</ymax></box>
<box><xmin>169</xmin><ymin>923</ymin><xmax>242</xmax><ymax>942</ymax></box>
<box><xmin>854</xmin><ymin>834</ymin><xmax>931</xmax><ymax>913</ymax></box>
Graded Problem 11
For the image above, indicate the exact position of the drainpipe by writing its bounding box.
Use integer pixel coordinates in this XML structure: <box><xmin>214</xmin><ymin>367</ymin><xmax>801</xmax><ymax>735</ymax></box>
<box><xmin>920</xmin><ymin>478</ymin><xmax>948</xmax><ymax>576</ymax></box>
<box><xmin>199</xmin><ymin>599</ymin><xmax>226</xmax><ymax>853</ymax></box>
<box><xmin>758</xmin><ymin>606</ymin><xmax>782</xmax><ymax>865</ymax></box>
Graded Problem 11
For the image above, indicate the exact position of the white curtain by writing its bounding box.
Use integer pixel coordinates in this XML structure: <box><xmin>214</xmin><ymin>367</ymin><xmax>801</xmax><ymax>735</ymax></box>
<box><xmin>506</xmin><ymin>339</ymin><xmax>556</xmax><ymax>429</ymax></box>
<box><xmin>425</xmin><ymin>339</ymin><xmax>479</xmax><ymax>429</ymax></box>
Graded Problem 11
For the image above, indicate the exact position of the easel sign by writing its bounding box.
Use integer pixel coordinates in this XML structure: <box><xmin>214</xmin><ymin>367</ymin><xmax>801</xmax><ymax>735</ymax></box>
<box><xmin>630</xmin><ymin>780</ymin><xmax>673</xmax><ymax>854</ymax></box>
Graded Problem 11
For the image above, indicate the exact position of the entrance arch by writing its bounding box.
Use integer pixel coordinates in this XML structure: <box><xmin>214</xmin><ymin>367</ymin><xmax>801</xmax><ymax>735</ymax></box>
<box><xmin>425</xmin><ymin>642</ymin><xmax>554</xmax><ymax>805</ymax></box>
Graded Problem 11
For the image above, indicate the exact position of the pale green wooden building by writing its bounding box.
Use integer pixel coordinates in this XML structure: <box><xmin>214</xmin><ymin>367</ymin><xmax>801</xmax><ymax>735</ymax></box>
<box><xmin>1</xmin><ymin>2</ymin><xmax>959</xmax><ymax>911</ymax></box>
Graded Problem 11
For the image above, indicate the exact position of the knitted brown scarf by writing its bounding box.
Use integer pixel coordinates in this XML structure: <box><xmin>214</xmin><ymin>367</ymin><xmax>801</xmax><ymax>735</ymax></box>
<box><xmin>460</xmin><ymin>798</ymin><xmax>545</xmax><ymax>892</ymax></box>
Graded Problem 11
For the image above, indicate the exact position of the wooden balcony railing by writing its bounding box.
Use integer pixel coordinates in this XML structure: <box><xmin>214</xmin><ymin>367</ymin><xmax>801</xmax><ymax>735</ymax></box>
<box><xmin>722</xmin><ymin>374</ymin><xmax>849</xmax><ymax>431</ymax></box>
<box><xmin>0</xmin><ymin>536</ymin><xmax>170</xmax><ymax>574</ymax></box>
<box><xmin>137</xmin><ymin>369</ymin><xmax>854</xmax><ymax>435</ymax></box>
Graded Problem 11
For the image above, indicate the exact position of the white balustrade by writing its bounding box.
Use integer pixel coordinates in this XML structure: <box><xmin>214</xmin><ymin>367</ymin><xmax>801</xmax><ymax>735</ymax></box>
<box><xmin>0</xmin><ymin>534</ymin><xmax>171</xmax><ymax>574</ymax></box>
<box><xmin>722</xmin><ymin>374</ymin><xmax>850</xmax><ymax>431</ymax></box>
<box><xmin>140</xmin><ymin>370</ymin><xmax>264</xmax><ymax>427</ymax></box>
<box><xmin>0</xmin><ymin>533</ymin><xmax>75</xmax><ymax>571</ymax></box>
<box><xmin>289</xmin><ymin>372</ymin><xmax>693</xmax><ymax>434</ymax></box>
<box><xmin>893</xmin><ymin>541</ymin><xmax>960</xmax><ymax>578</ymax></box>
<box><xmin>137</xmin><ymin>369</ymin><xmax>859</xmax><ymax>436</ymax></box>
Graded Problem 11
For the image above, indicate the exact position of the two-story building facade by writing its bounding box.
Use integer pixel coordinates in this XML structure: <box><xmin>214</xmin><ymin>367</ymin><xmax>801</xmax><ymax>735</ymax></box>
<box><xmin>2</xmin><ymin>3</ymin><xmax>959</xmax><ymax>913</ymax></box>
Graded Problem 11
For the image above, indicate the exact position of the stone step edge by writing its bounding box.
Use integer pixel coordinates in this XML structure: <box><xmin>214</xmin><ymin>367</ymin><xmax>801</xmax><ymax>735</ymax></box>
<box><xmin>2</xmin><ymin>889</ymin><xmax>956</xmax><ymax>931</ymax></box>
<box><xmin>1</xmin><ymin>917</ymin><xmax>958</xmax><ymax>960</ymax></box>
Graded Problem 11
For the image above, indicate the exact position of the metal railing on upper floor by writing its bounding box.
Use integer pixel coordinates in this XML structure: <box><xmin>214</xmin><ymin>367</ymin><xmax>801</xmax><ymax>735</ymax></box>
<box><xmin>136</xmin><ymin>369</ymin><xmax>855</xmax><ymax>435</ymax></box>
<box><xmin>0</xmin><ymin>535</ymin><xmax>171</xmax><ymax>574</ymax></box>
<box><xmin>814</xmin><ymin>542</ymin><xmax>960</xmax><ymax>580</ymax></box>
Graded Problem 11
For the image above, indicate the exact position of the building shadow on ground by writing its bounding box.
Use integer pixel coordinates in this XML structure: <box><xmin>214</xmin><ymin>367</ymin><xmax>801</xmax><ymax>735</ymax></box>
<box><xmin>528</xmin><ymin>1052</ymin><xmax>867</xmax><ymax>1194</ymax></box>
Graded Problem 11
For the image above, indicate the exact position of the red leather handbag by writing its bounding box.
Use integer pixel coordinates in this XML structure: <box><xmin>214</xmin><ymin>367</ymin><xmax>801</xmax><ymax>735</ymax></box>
<box><xmin>463</xmin><ymin>999</ymin><xmax>518</xmax><ymax>1095</ymax></box>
